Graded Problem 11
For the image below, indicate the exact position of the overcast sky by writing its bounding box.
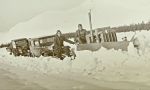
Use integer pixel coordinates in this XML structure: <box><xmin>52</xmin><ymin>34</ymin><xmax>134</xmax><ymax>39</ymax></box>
<box><xmin>0</xmin><ymin>0</ymin><xmax>150</xmax><ymax>32</ymax></box>
<box><xmin>0</xmin><ymin>0</ymin><xmax>85</xmax><ymax>32</ymax></box>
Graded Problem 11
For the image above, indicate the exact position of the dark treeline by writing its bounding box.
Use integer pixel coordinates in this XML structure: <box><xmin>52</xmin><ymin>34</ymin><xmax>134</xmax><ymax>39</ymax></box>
<box><xmin>97</xmin><ymin>21</ymin><xmax>150</xmax><ymax>33</ymax></box>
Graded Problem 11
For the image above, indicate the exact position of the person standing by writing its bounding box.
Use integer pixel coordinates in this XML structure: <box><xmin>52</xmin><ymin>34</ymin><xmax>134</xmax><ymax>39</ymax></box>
<box><xmin>75</xmin><ymin>24</ymin><xmax>87</xmax><ymax>44</ymax></box>
<box><xmin>133</xmin><ymin>37</ymin><xmax>140</xmax><ymax>54</ymax></box>
<box><xmin>53</xmin><ymin>30</ymin><xmax>74</xmax><ymax>60</ymax></box>
<box><xmin>130</xmin><ymin>33</ymin><xmax>140</xmax><ymax>54</ymax></box>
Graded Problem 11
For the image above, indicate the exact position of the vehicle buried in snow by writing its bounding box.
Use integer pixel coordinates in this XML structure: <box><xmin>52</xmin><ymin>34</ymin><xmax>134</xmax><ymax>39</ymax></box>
<box><xmin>29</xmin><ymin>35</ymin><xmax>76</xmax><ymax>59</ymax></box>
<box><xmin>0</xmin><ymin>35</ymin><xmax>76</xmax><ymax>59</ymax></box>
<box><xmin>76</xmin><ymin>29</ymin><xmax>130</xmax><ymax>51</ymax></box>
<box><xmin>6</xmin><ymin>38</ymin><xmax>31</xmax><ymax>56</ymax></box>
<box><xmin>29</xmin><ymin>35</ymin><xmax>54</xmax><ymax>57</ymax></box>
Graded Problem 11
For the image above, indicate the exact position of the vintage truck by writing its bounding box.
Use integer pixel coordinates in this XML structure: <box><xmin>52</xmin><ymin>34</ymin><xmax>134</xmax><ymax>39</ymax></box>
<box><xmin>4</xmin><ymin>38</ymin><xmax>31</xmax><ymax>56</ymax></box>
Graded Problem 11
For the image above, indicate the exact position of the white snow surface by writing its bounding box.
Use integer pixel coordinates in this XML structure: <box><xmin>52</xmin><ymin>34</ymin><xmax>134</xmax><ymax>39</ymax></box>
<box><xmin>0</xmin><ymin>0</ymin><xmax>150</xmax><ymax>88</ymax></box>
<box><xmin>0</xmin><ymin>30</ymin><xmax>150</xmax><ymax>85</ymax></box>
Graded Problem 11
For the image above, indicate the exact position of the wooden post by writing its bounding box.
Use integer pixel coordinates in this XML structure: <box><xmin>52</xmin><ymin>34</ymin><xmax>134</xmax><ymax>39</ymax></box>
<box><xmin>95</xmin><ymin>29</ymin><xmax>99</xmax><ymax>43</ymax></box>
<box><xmin>88</xmin><ymin>9</ymin><xmax>93</xmax><ymax>43</ymax></box>
<box><xmin>101</xmin><ymin>33</ymin><xmax>104</xmax><ymax>43</ymax></box>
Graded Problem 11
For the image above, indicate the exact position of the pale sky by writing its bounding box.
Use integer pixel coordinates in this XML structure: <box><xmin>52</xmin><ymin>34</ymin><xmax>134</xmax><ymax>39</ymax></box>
<box><xmin>0</xmin><ymin>0</ymin><xmax>150</xmax><ymax>32</ymax></box>
<box><xmin>0</xmin><ymin>0</ymin><xmax>85</xmax><ymax>32</ymax></box>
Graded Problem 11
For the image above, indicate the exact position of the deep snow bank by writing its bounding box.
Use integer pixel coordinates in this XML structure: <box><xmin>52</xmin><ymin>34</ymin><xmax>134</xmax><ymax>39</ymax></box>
<box><xmin>0</xmin><ymin>31</ymin><xmax>150</xmax><ymax>83</ymax></box>
<box><xmin>0</xmin><ymin>45</ymin><xmax>150</xmax><ymax>83</ymax></box>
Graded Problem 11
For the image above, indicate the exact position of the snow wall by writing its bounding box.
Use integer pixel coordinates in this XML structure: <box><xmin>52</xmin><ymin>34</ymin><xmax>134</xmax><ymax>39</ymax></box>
<box><xmin>0</xmin><ymin>30</ymin><xmax>150</xmax><ymax>83</ymax></box>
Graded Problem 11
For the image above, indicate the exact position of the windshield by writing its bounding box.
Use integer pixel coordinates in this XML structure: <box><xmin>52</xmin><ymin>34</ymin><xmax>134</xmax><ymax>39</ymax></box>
<box><xmin>39</xmin><ymin>37</ymin><xmax>54</xmax><ymax>46</ymax></box>
<box><xmin>15</xmin><ymin>40</ymin><xmax>28</xmax><ymax>47</ymax></box>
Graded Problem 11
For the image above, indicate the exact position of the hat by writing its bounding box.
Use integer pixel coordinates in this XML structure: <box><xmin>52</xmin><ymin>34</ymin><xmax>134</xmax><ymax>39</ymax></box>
<box><xmin>56</xmin><ymin>30</ymin><xmax>62</xmax><ymax>35</ymax></box>
<box><xmin>57</xmin><ymin>30</ymin><xmax>61</xmax><ymax>33</ymax></box>
<box><xmin>78</xmin><ymin>24</ymin><xmax>82</xmax><ymax>27</ymax></box>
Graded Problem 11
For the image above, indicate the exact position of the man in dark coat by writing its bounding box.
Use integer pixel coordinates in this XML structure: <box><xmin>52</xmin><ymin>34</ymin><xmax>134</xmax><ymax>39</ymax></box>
<box><xmin>75</xmin><ymin>24</ymin><xmax>87</xmax><ymax>44</ymax></box>
<box><xmin>54</xmin><ymin>30</ymin><xmax>75</xmax><ymax>60</ymax></box>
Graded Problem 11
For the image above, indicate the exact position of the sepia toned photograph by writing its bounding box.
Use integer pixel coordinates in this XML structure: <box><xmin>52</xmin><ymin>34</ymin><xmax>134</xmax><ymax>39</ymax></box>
<box><xmin>0</xmin><ymin>0</ymin><xmax>150</xmax><ymax>90</ymax></box>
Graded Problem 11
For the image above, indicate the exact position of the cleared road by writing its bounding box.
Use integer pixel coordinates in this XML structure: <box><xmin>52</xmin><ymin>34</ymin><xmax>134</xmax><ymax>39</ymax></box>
<box><xmin>0</xmin><ymin>62</ymin><xmax>111</xmax><ymax>90</ymax></box>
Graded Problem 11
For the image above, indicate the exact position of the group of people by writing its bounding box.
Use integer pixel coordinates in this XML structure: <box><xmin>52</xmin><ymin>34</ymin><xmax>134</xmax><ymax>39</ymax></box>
<box><xmin>53</xmin><ymin>24</ymin><xmax>87</xmax><ymax>60</ymax></box>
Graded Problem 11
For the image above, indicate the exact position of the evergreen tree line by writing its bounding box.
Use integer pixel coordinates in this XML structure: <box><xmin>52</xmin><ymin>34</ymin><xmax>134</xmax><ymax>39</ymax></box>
<box><xmin>97</xmin><ymin>21</ymin><xmax>150</xmax><ymax>33</ymax></box>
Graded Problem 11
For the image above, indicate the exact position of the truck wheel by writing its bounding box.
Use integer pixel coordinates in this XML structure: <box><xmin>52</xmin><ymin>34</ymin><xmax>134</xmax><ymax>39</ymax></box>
<box><xmin>9</xmin><ymin>53</ymin><xmax>12</xmax><ymax>55</ymax></box>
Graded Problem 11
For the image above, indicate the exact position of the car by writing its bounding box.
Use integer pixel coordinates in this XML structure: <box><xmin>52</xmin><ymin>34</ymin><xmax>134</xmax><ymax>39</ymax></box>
<box><xmin>7</xmin><ymin>38</ymin><xmax>31</xmax><ymax>56</ymax></box>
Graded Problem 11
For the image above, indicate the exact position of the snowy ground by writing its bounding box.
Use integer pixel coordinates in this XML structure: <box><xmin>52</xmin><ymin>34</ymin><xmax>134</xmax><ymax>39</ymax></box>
<box><xmin>1</xmin><ymin>0</ymin><xmax>150</xmax><ymax>89</ymax></box>
<box><xmin>0</xmin><ymin>31</ymin><xmax>150</xmax><ymax>90</ymax></box>
<box><xmin>0</xmin><ymin>54</ymin><xmax>150</xmax><ymax>90</ymax></box>
<box><xmin>0</xmin><ymin>67</ymin><xmax>47</xmax><ymax>90</ymax></box>
<box><xmin>0</xmin><ymin>63</ymin><xmax>107</xmax><ymax>90</ymax></box>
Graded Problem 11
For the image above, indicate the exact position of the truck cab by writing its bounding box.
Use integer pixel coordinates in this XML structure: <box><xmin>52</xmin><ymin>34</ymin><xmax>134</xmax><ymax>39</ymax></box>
<box><xmin>9</xmin><ymin>38</ymin><xmax>30</xmax><ymax>56</ymax></box>
<box><xmin>29</xmin><ymin>36</ymin><xmax>54</xmax><ymax>57</ymax></box>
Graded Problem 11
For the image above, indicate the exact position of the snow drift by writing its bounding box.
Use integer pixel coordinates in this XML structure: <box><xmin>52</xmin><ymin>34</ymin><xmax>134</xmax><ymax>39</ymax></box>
<box><xmin>0</xmin><ymin>30</ymin><xmax>150</xmax><ymax>83</ymax></box>
<box><xmin>0</xmin><ymin>0</ymin><xmax>150</xmax><ymax>84</ymax></box>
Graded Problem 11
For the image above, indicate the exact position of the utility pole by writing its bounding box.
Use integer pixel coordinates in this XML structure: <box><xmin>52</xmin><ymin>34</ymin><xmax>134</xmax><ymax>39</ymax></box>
<box><xmin>88</xmin><ymin>9</ymin><xmax>93</xmax><ymax>43</ymax></box>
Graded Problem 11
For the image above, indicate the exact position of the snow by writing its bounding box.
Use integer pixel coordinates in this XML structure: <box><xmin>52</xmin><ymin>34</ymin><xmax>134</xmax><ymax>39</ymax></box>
<box><xmin>0</xmin><ymin>62</ymin><xmax>108</xmax><ymax>90</ymax></box>
<box><xmin>0</xmin><ymin>30</ymin><xmax>150</xmax><ymax>84</ymax></box>
<box><xmin>0</xmin><ymin>0</ymin><xmax>150</xmax><ymax>88</ymax></box>
<box><xmin>0</xmin><ymin>30</ymin><xmax>150</xmax><ymax>89</ymax></box>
